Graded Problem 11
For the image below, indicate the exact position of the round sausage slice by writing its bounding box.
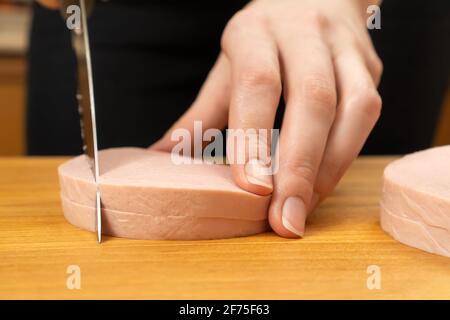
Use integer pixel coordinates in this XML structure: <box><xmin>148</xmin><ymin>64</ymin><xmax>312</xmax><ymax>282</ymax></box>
<box><xmin>381</xmin><ymin>146</ymin><xmax>450</xmax><ymax>257</ymax></box>
<box><xmin>59</xmin><ymin>148</ymin><xmax>270</xmax><ymax>240</ymax></box>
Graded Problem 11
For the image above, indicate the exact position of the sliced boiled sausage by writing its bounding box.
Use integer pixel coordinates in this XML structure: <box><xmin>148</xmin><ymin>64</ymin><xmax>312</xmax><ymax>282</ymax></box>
<box><xmin>59</xmin><ymin>148</ymin><xmax>271</xmax><ymax>240</ymax></box>
<box><xmin>381</xmin><ymin>146</ymin><xmax>450</xmax><ymax>257</ymax></box>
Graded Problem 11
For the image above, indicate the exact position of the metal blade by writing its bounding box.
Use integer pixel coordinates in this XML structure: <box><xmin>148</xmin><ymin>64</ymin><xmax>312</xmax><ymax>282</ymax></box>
<box><xmin>61</xmin><ymin>0</ymin><xmax>101</xmax><ymax>243</ymax></box>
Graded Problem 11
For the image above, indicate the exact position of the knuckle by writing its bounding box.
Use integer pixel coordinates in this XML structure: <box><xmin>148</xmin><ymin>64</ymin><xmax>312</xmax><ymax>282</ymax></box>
<box><xmin>228</xmin><ymin>10</ymin><xmax>249</xmax><ymax>29</ymax></box>
<box><xmin>238</xmin><ymin>65</ymin><xmax>281</xmax><ymax>90</ymax></box>
<box><xmin>302</xmin><ymin>9</ymin><xmax>329</xmax><ymax>31</ymax></box>
<box><xmin>225</xmin><ymin>9</ymin><xmax>263</xmax><ymax>36</ymax></box>
<box><xmin>283</xmin><ymin>159</ymin><xmax>317</xmax><ymax>188</ymax></box>
<box><xmin>222</xmin><ymin>10</ymin><xmax>250</xmax><ymax>49</ymax></box>
<box><xmin>351</xmin><ymin>86</ymin><xmax>382</xmax><ymax>120</ymax></box>
<box><xmin>362</xmin><ymin>88</ymin><xmax>382</xmax><ymax>119</ymax></box>
<box><xmin>301</xmin><ymin>77</ymin><xmax>337</xmax><ymax>116</ymax></box>
<box><xmin>303</xmin><ymin>77</ymin><xmax>336</xmax><ymax>105</ymax></box>
<box><xmin>370</xmin><ymin>54</ymin><xmax>384</xmax><ymax>78</ymax></box>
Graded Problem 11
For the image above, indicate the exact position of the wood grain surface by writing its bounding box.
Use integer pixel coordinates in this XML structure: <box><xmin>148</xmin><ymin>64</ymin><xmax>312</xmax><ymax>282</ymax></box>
<box><xmin>0</xmin><ymin>156</ymin><xmax>449</xmax><ymax>299</ymax></box>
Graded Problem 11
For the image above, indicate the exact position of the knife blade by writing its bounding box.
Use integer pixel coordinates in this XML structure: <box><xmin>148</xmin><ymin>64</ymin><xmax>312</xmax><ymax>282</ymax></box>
<box><xmin>60</xmin><ymin>0</ymin><xmax>101</xmax><ymax>243</ymax></box>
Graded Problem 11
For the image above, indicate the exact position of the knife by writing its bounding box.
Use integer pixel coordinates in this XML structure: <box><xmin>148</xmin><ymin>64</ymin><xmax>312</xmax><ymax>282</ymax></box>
<box><xmin>60</xmin><ymin>0</ymin><xmax>102</xmax><ymax>243</ymax></box>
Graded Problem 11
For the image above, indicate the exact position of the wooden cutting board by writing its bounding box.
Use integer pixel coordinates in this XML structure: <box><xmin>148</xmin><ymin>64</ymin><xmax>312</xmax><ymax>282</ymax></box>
<box><xmin>0</xmin><ymin>156</ymin><xmax>449</xmax><ymax>299</ymax></box>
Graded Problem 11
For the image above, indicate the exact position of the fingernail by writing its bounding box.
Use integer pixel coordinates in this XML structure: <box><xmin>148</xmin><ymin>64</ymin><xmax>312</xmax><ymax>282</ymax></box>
<box><xmin>245</xmin><ymin>160</ymin><xmax>273</xmax><ymax>191</ymax></box>
<box><xmin>282</xmin><ymin>196</ymin><xmax>307</xmax><ymax>237</ymax></box>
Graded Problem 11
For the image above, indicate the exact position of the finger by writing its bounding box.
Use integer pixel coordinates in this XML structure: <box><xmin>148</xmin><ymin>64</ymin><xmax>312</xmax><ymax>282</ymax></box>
<box><xmin>331</xmin><ymin>26</ymin><xmax>383</xmax><ymax>86</ymax></box>
<box><xmin>312</xmin><ymin>47</ymin><xmax>382</xmax><ymax>209</ymax></box>
<box><xmin>362</xmin><ymin>41</ymin><xmax>383</xmax><ymax>86</ymax></box>
<box><xmin>352</xmin><ymin>26</ymin><xmax>384</xmax><ymax>86</ymax></box>
<box><xmin>222</xmin><ymin>12</ymin><xmax>281</xmax><ymax>196</ymax></box>
<box><xmin>350</xmin><ymin>32</ymin><xmax>383</xmax><ymax>86</ymax></box>
<box><xmin>268</xmin><ymin>17</ymin><xmax>337</xmax><ymax>238</ymax></box>
<box><xmin>150</xmin><ymin>55</ymin><xmax>230</xmax><ymax>152</ymax></box>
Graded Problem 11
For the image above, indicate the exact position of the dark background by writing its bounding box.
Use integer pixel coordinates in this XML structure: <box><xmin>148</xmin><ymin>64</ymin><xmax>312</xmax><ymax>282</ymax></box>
<box><xmin>26</xmin><ymin>0</ymin><xmax>450</xmax><ymax>155</ymax></box>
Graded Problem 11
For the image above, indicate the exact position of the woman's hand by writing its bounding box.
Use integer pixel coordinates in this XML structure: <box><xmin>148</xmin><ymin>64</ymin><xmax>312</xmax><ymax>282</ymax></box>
<box><xmin>156</xmin><ymin>0</ymin><xmax>383</xmax><ymax>238</ymax></box>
